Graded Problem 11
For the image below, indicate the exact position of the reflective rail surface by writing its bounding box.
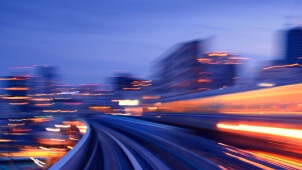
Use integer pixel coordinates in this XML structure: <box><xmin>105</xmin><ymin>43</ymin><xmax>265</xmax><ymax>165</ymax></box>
<box><xmin>50</xmin><ymin>114</ymin><xmax>302</xmax><ymax>169</ymax></box>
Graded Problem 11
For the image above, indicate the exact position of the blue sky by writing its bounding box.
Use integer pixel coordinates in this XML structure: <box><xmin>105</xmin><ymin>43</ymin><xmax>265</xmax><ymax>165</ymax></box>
<box><xmin>0</xmin><ymin>0</ymin><xmax>301</xmax><ymax>85</ymax></box>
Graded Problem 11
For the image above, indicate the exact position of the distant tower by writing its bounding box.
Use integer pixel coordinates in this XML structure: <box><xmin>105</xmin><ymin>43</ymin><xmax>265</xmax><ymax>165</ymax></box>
<box><xmin>285</xmin><ymin>27</ymin><xmax>302</xmax><ymax>64</ymax></box>
<box><xmin>35</xmin><ymin>66</ymin><xmax>57</xmax><ymax>94</ymax></box>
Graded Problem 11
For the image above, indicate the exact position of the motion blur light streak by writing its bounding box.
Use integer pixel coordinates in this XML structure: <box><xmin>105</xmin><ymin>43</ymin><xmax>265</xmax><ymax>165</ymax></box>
<box><xmin>258</xmin><ymin>83</ymin><xmax>275</xmax><ymax>87</ymax></box>
<box><xmin>0</xmin><ymin>77</ymin><xmax>26</xmax><ymax>80</ymax></box>
<box><xmin>218</xmin><ymin>165</ymin><xmax>228</xmax><ymax>170</ymax></box>
<box><xmin>8</xmin><ymin>123</ymin><xmax>25</xmax><ymax>126</ymax></box>
<box><xmin>35</xmin><ymin>158</ymin><xmax>46</xmax><ymax>165</ymax></box>
<box><xmin>50</xmin><ymin>138</ymin><xmax>65</xmax><ymax>142</ymax></box>
<box><xmin>208</xmin><ymin>53</ymin><xmax>228</xmax><ymax>57</ymax></box>
<box><xmin>55</xmin><ymin>124</ymin><xmax>71</xmax><ymax>128</ymax></box>
<box><xmin>76</xmin><ymin>125</ymin><xmax>87</xmax><ymax>133</ymax></box>
<box><xmin>67</xmin><ymin>146</ymin><xmax>73</xmax><ymax>149</ymax></box>
<box><xmin>154</xmin><ymin>83</ymin><xmax>302</xmax><ymax>114</ymax></box>
<box><xmin>46</xmin><ymin>128</ymin><xmax>60</xmax><ymax>132</ymax></box>
<box><xmin>3</xmin><ymin>87</ymin><xmax>28</xmax><ymax>90</ymax></box>
<box><xmin>251</xmin><ymin>152</ymin><xmax>302</xmax><ymax>169</ymax></box>
<box><xmin>262</xmin><ymin>63</ymin><xmax>302</xmax><ymax>70</ymax></box>
<box><xmin>9</xmin><ymin>102</ymin><xmax>28</xmax><ymax>105</ymax></box>
<box><xmin>217</xmin><ymin>123</ymin><xmax>302</xmax><ymax>139</ymax></box>
<box><xmin>1</xmin><ymin>96</ymin><xmax>30</xmax><ymax>100</ymax></box>
<box><xmin>76</xmin><ymin>125</ymin><xmax>87</xmax><ymax>129</ymax></box>
<box><xmin>39</xmin><ymin>146</ymin><xmax>51</xmax><ymax>151</ymax></box>
<box><xmin>43</xmin><ymin>109</ymin><xmax>78</xmax><ymax>113</ymax></box>
<box><xmin>0</xmin><ymin>139</ymin><xmax>12</xmax><ymax>142</ymax></box>
<box><xmin>31</xmin><ymin>98</ymin><xmax>53</xmax><ymax>101</ymax></box>
<box><xmin>69</xmin><ymin>137</ymin><xmax>78</xmax><ymax>141</ymax></box>
<box><xmin>218</xmin><ymin>143</ymin><xmax>298</xmax><ymax>169</ymax></box>
<box><xmin>34</xmin><ymin>103</ymin><xmax>54</xmax><ymax>106</ymax></box>
<box><xmin>9</xmin><ymin>65</ymin><xmax>38</xmax><ymax>69</ymax></box>
<box><xmin>118</xmin><ymin>100</ymin><xmax>139</xmax><ymax>106</ymax></box>
<box><xmin>30</xmin><ymin>157</ymin><xmax>45</xmax><ymax>167</ymax></box>
<box><xmin>224</xmin><ymin>152</ymin><xmax>274</xmax><ymax>170</ymax></box>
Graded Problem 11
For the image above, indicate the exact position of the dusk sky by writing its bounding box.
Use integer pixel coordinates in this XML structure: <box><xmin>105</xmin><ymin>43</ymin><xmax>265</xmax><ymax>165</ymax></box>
<box><xmin>1</xmin><ymin>0</ymin><xmax>301</xmax><ymax>85</ymax></box>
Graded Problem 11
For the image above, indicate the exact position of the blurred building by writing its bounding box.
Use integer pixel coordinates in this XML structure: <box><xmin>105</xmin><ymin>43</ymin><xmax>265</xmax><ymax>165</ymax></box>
<box><xmin>152</xmin><ymin>40</ymin><xmax>243</xmax><ymax>97</ymax></box>
<box><xmin>285</xmin><ymin>27</ymin><xmax>302</xmax><ymax>64</ymax></box>
<box><xmin>256</xmin><ymin>63</ymin><xmax>302</xmax><ymax>85</ymax></box>
<box><xmin>33</xmin><ymin>66</ymin><xmax>58</xmax><ymax>95</ymax></box>
<box><xmin>197</xmin><ymin>52</ymin><xmax>242</xmax><ymax>91</ymax></box>
<box><xmin>112</xmin><ymin>73</ymin><xmax>139</xmax><ymax>91</ymax></box>
<box><xmin>106</xmin><ymin>73</ymin><xmax>151</xmax><ymax>115</ymax></box>
<box><xmin>257</xmin><ymin>27</ymin><xmax>302</xmax><ymax>83</ymax></box>
<box><xmin>152</xmin><ymin>40</ymin><xmax>201</xmax><ymax>96</ymax></box>
<box><xmin>110</xmin><ymin>73</ymin><xmax>151</xmax><ymax>99</ymax></box>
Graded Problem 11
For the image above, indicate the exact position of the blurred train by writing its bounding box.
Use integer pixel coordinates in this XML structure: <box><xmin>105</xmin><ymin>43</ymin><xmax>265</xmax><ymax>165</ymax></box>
<box><xmin>145</xmin><ymin>83</ymin><xmax>302</xmax><ymax>115</ymax></box>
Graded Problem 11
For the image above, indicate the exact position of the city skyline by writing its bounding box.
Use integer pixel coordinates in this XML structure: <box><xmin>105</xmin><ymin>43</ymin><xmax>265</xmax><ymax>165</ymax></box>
<box><xmin>2</xmin><ymin>1</ymin><xmax>302</xmax><ymax>169</ymax></box>
<box><xmin>1</xmin><ymin>0</ymin><xmax>302</xmax><ymax>85</ymax></box>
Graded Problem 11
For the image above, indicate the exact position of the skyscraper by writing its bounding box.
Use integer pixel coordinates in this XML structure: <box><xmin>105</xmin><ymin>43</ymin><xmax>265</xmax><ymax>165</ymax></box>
<box><xmin>152</xmin><ymin>39</ymin><xmax>242</xmax><ymax>97</ymax></box>
<box><xmin>285</xmin><ymin>27</ymin><xmax>302</xmax><ymax>64</ymax></box>
<box><xmin>256</xmin><ymin>27</ymin><xmax>302</xmax><ymax>83</ymax></box>
<box><xmin>152</xmin><ymin>40</ymin><xmax>202</xmax><ymax>96</ymax></box>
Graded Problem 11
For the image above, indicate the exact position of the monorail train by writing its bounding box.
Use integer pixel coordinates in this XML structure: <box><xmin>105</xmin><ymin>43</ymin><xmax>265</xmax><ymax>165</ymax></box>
<box><xmin>145</xmin><ymin>83</ymin><xmax>302</xmax><ymax>115</ymax></box>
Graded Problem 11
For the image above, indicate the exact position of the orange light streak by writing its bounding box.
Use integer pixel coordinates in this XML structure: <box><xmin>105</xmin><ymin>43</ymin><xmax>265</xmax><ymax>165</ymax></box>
<box><xmin>217</xmin><ymin>123</ymin><xmax>302</xmax><ymax>139</ymax></box>
<box><xmin>89</xmin><ymin>106</ymin><xmax>111</xmax><ymax>110</ymax></box>
<box><xmin>30</xmin><ymin>98</ymin><xmax>53</xmax><ymax>101</ymax></box>
<box><xmin>142</xmin><ymin>95</ymin><xmax>161</xmax><ymax>100</ymax></box>
<box><xmin>34</xmin><ymin>103</ymin><xmax>53</xmax><ymax>107</ymax></box>
<box><xmin>9</xmin><ymin>102</ymin><xmax>28</xmax><ymax>105</ymax></box>
<box><xmin>208</xmin><ymin>53</ymin><xmax>228</xmax><ymax>57</ymax></box>
<box><xmin>263</xmin><ymin>63</ymin><xmax>302</xmax><ymax>70</ymax></box>
<box><xmin>0</xmin><ymin>139</ymin><xmax>12</xmax><ymax>142</ymax></box>
<box><xmin>2</xmin><ymin>96</ymin><xmax>30</xmax><ymax>100</ymax></box>
<box><xmin>197</xmin><ymin>79</ymin><xmax>212</xmax><ymax>83</ymax></box>
<box><xmin>0</xmin><ymin>77</ymin><xmax>27</xmax><ymax>80</ymax></box>
<box><xmin>251</xmin><ymin>152</ymin><xmax>302</xmax><ymax>169</ymax></box>
<box><xmin>225</xmin><ymin>152</ymin><xmax>274</xmax><ymax>170</ymax></box>
<box><xmin>218</xmin><ymin>165</ymin><xmax>228</xmax><ymax>170</ymax></box>
<box><xmin>3</xmin><ymin>87</ymin><xmax>28</xmax><ymax>90</ymax></box>
<box><xmin>50</xmin><ymin>138</ymin><xmax>65</xmax><ymax>142</ymax></box>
